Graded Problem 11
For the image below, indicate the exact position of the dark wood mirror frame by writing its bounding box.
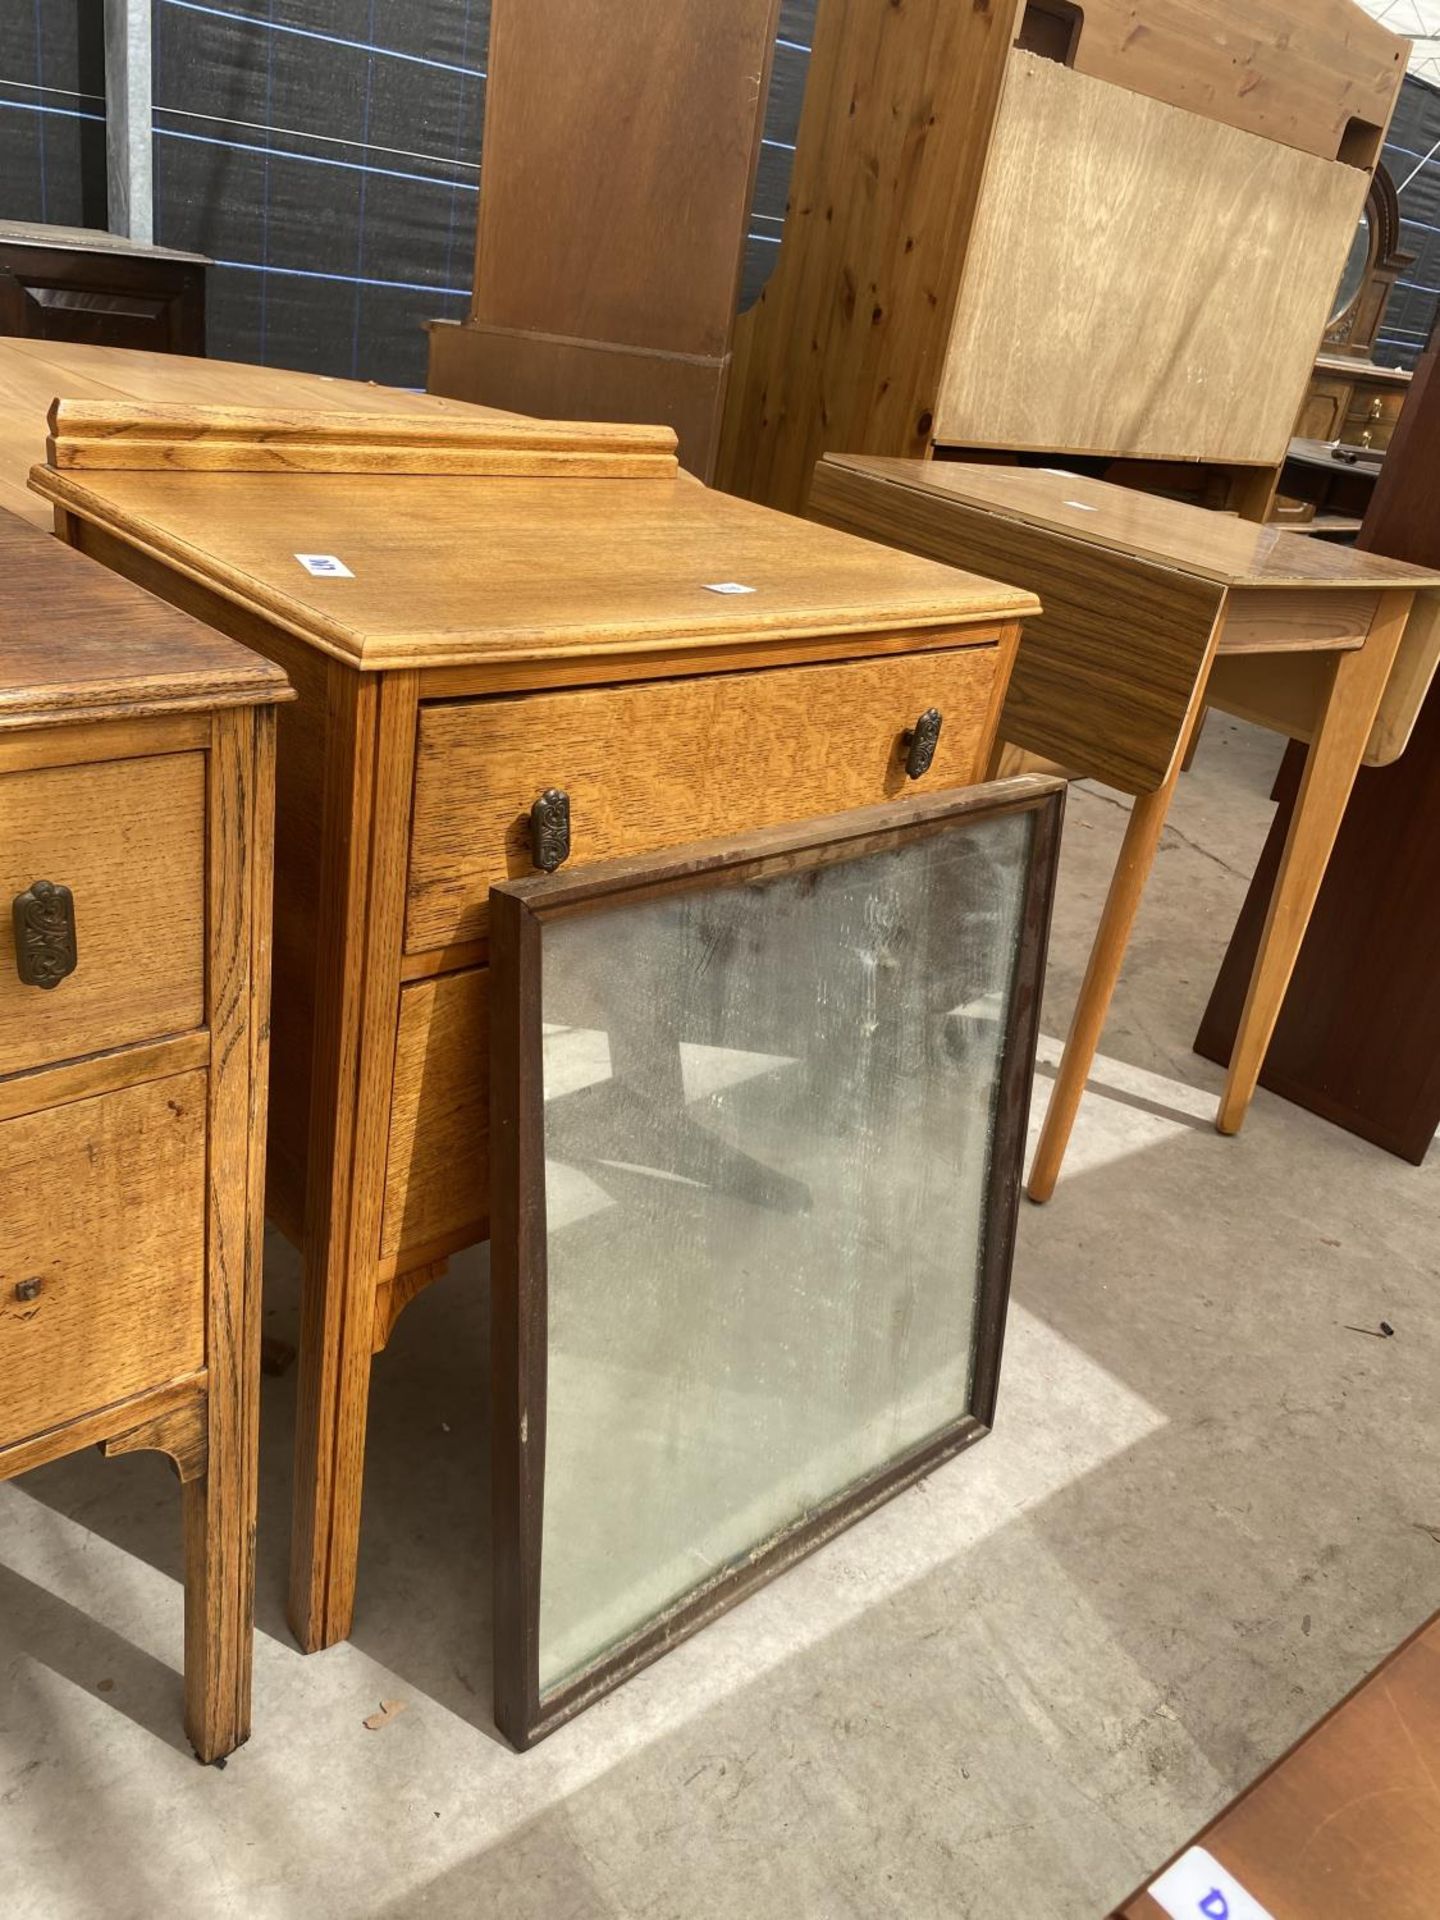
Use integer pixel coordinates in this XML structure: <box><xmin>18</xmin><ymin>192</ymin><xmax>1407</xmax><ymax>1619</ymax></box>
<box><xmin>1325</xmin><ymin>161</ymin><xmax>1415</xmax><ymax>360</ymax></box>
<box><xmin>488</xmin><ymin>777</ymin><xmax>1065</xmax><ymax>1749</ymax></box>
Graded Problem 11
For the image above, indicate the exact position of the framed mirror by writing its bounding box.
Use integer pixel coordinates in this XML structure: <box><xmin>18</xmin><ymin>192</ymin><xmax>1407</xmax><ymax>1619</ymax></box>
<box><xmin>1324</xmin><ymin>163</ymin><xmax>1415</xmax><ymax>360</ymax></box>
<box><xmin>488</xmin><ymin>778</ymin><xmax>1064</xmax><ymax>1747</ymax></box>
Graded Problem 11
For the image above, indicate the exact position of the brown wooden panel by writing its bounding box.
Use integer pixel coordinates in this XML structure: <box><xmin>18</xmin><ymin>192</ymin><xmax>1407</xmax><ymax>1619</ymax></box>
<box><xmin>1217</xmin><ymin>588</ymin><xmax>1377</xmax><ymax>654</ymax></box>
<box><xmin>427</xmin><ymin>320</ymin><xmax>727</xmax><ymax>482</ymax></box>
<box><xmin>471</xmin><ymin>0</ymin><xmax>779</xmax><ymax>360</ymax></box>
<box><xmin>1067</xmin><ymin>0</ymin><xmax>1407</xmax><ymax>165</ymax></box>
<box><xmin>0</xmin><ymin>1071</ymin><xmax>206</xmax><ymax>1449</ymax></box>
<box><xmin>937</xmin><ymin>55</ymin><xmax>1370</xmax><ymax>468</ymax></box>
<box><xmin>0</xmin><ymin>750</ymin><xmax>205</xmax><ymax>1077</ymax></box>
<box><xmin>405</xmin><ymin>644</ymin><xmax>1004</xmax><ymax>950</ymax></box>
<box><xmin>1116</xmin><ymin>1617</ymin><xmax>1440</xmax><ymax>1918</ymax></box>
<box><xmin>809</xmin><ymin>459</ymin><xmax>1222</xmax><ymax>794</ymax></box>
<box><xmin>381</xmin><ymin>967</ymin><xmax>488</xmax><ymax>1265</ymax></box>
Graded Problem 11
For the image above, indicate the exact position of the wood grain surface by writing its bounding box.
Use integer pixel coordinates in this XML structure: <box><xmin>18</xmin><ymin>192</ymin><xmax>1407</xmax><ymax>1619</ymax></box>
<box><xmin>0</xmin><ymin>750</ymin><xmax>206</xmax><ymax>1077</ymax></box>
<box><xmin>428</xmin><ymin>321</ymin><xmax>728</xmax><ymax>483</ymax></box>
<box><xmin>33</xmin><ymin>462</ymin><xmax>1036</xmax><ymax>675</ymax></box>
<box><xmin>936</xmin><ymin>54</ymin><xmax>1371</xmax><ymax>466</ymax></box>
<box><xmin>810</xmin><ymin>457</ymin><xmax>1223</xmax><ymax>793</ymax></box>
<box><xmin>184</xmin><ymin>702</ymin><xmax>276</xmax><ymax>1762</ymax></box>
<box><xmin>405</xmin><ymin>644</ymin><xmax>1004</xmax><ymax>950</ymax></box>
<box><xmin>472</xmin><ymin>0</ymin><xmax>778</xmax><ymax>359</ymax></box>
<box><xmin>0</xmin><ymin>506</ymin><xmax>288</xmax><ymax>728</ymax></box>
<box><xmin>382</xmin><ymin>968</ymin><xmax>489</xmax><ymax>1265</ymax></box>
<box><xmin>47</xmin><ymin>400</ymin><xmax>679</xmax><ymax>478</ymax></box>
<box><xmin>819</xmin><ymin>457</ymin><xmax>1440</xmax><ymax>591</ymax></box>
<box><xmin>1068</xmin><ymin>0</ymin><xmax>1407</xmax><ymax>164</ymax></box>
<box><xmin>0</xmin><ymin>336</ymin><xmax>518</xmax><ymax>525</ymax></box>
<box><xmin>718</xmin><ymin>0</ymin><xmax>1023</xmax><ymax>513</ymax></box>
<box><xmin>1117</xmin><ymin>1615</ymin><xmax>1440</xmax><ymax>1919</ymax></box>
<box><xmin>0</xmin><ymin>1070</ymin><xmax>207</xmax><ymax>1450</ymax></box>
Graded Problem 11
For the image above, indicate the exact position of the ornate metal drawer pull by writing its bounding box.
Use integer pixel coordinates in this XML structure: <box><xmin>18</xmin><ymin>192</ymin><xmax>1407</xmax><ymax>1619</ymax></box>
<box><xmin>12</xmin><ymin>879</ymin><xmax>78</xmax><ymax>989</ymax></box>
<box><xmin>530</xmin><ymin>789</ymin><xmax>572</xmax><ymax>873</ymax></box>
<box><xmin>14</xmin><ymin>1277</ymin><xmax>43</xmax><ymax>1303</ymax></box>
<box><xmin>903</xmin><ymin>708</ymin><xmax>944</xmax><ymax>780</ymax></box>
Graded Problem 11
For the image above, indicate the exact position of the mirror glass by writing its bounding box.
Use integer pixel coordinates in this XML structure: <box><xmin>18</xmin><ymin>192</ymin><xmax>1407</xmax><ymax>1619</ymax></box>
<box><xmin>1331</xmin><ymin>207</ymin><xmax>1373</xmax><ymax>324</ymax></box>
<box><xmin>533</xmin><ymin>810</ymin><xmax>1034</xmax><ymax>1695</ymax></box>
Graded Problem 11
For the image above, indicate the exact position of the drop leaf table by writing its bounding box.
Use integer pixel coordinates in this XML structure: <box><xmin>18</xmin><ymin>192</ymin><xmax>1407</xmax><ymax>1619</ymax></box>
<box><xmin>810</xmin><ymin>454</ymin><xmax>1440</xmax><ymax>1198</ymax></box>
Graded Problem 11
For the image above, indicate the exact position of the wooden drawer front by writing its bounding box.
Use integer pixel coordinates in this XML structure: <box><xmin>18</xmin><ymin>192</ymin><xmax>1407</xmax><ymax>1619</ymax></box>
<box><xmin>0</xmin><ymin>1072</ymin><xmax>206</xmax><ymax>1450</ymax></box>
<box><xmin>406</xmin><ymin>644</ymin><xmax>1002</xmax><ymax>951</ymax></box>
<box><xmin>0</xmin><ymin>753</ymin><xmax>205</xmax><ymax>1078</ymax></box>
<box><xmin>382</xmin><ymin>968</ymin><xmax>489</xmax><ymax>1267</ymax></box>
<box><xmin>1341</xmin><ymin>388</ymin><xmax>1405</xmax><ymax>451</ymax></box>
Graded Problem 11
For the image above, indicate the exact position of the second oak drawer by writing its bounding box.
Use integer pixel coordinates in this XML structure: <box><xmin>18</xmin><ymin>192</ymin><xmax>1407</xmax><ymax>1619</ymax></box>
<box><xmin>0</xmin><ymin>1071</ymin><xmax>207</xmax><ymax>1450</ymax></box>
<box><xmin>404</xmin><ymin>643</ymin><xmax>1003</xmax><ymax>952</ymax></box>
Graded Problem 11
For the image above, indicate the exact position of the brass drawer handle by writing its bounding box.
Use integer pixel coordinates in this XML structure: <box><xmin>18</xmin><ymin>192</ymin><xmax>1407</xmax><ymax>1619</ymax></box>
<box><xmin>12</xmin><ymin>879</ymin><xmax>78</xmax><ymax>989</ymax></box>
<box><xmin>14</xmin><ymin>1277</ymin><xmax>43</xmax><ymax>1303</ymax></box>
<box><xmin>903</xmin><ymin>709</ymin><xmax>944</xmax><ymax>780</ymax></box>
<box><xmin>530</xmin><ymin>789</ymin><xmax>571</xmax><ymax>873</ymax></box>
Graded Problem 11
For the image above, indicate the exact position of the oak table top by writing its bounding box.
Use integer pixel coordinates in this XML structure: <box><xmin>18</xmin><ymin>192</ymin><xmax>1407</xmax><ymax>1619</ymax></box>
<box><xmin>31</xmin><ymin>463</ymin><xmax>1038</xmax><ymax>676</ymax></box>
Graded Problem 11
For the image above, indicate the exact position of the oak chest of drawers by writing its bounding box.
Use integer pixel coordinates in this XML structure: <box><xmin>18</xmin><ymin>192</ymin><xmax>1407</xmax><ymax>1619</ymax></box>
<box><xmin>31</xmin><ymin>403</ymin><xmax>1038</xmax><ymax>1653</ymax></box>
<box><xmin>0</xmin><ymin>505</ymin><xmax>287</xmax><ymax>1761</ymax></box>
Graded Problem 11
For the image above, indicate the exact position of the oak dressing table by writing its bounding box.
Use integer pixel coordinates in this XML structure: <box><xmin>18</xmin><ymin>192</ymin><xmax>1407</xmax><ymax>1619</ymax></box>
<box><xmin>31</xmin><ymin>400</ymin><xmax>1039</xmax><ymax>1653</ymax></box>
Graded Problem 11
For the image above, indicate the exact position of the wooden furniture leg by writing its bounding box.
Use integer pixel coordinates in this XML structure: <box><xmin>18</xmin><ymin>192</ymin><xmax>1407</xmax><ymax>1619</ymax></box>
<box><xmin>1215</xmin><ymin>590</ymin><xmax>1411</xmax><ymax>1135</ymax></box>
<box><xmin>288</xmin><ymin>673</ymin><xmax>415</xmax><ymax>1655</ymax></box>
<box><xmin>1025</xmin><ymin>776</ymin><xmax>1178</xmax><ymax>1203</ymax></box>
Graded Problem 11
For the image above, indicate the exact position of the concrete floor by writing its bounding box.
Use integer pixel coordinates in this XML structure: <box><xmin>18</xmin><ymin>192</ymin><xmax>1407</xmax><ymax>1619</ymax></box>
<box><xmin>3</xmin><ymin>716</ymin><xmax>1438</xmax><ymax>1919</ymax></box>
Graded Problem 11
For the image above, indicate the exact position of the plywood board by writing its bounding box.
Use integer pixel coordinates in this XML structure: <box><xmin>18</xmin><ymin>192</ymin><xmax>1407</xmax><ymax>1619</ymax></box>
<box><xmin>936</xmin><ymin>54</ymin><xmax>1371</xmax><ymax>467</ymax></box>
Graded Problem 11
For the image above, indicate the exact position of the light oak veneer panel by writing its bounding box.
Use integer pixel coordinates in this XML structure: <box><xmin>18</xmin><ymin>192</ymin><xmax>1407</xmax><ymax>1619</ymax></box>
<box><xmin>381</xmin><ymin>969</ymin><xmax>489</xmax><ymax>1265</ymax></box>
<box><xmin>0</xmin><ymin>750</ymin><xmax>205</xmax><ymax>1076</ymax></box>
<box><xmin>405</xmin><ymin>644</ymin><xmax>1004</xmax><ymax>951</ymax></box>
<box><xmin>0</xmin><ymin>1071</ymin><xmax>207</xmax><ymax>1448</ymax></box>
<box><xmin>937</xmin><ymin>54</ymin><xmax>1370</xmax><ymax>467</ymax></box>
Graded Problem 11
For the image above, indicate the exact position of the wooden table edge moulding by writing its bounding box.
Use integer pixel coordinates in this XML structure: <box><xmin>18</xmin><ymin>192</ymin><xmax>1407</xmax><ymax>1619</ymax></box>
<box><xmin>0</xmin><ymin>507</ymin><xmax>289</xmax><ymax>1762</ymax></box>
<box><xmin>29</xmin><ymin>397</ymin><xmax>1040</xmax><ymax>1656</ymax></box>
<box><xmin>808</xmin><ymin>452</ymin><xmax>1440</xmax><ymax>1200</ymax></box>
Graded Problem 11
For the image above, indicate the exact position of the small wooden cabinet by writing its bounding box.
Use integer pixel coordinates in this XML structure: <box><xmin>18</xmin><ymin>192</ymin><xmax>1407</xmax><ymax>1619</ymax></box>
<box><xmin>31</xmin><ymin>403</ymin><xmax>1037</xmax><ymax>1658</ymax></box>
<box><xmin>0</xmin><ymin>508</ymin><xmax>287</xmax><ymax>1762</ymax></box>
<box><xmin>0</xmin><ymin>222</ymin><xmax>208</xmax><ymax>357</ymax></box>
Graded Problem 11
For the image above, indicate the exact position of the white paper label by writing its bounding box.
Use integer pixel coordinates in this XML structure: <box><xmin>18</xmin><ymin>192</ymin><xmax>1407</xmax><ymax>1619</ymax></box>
<box><xmin>1147</xmin><ymin>1847</ymin><xmax>1277</xmax><ymax>1920</ymax></box>
<box><xmin>295</xmin><ymin>553</ymin><xmax>354</xmax><ymax>578</ymax></box>
<box><xmin>703</xmin><ymin>581</ymin><xmax>757</xmax><ymax>595</ymax></box>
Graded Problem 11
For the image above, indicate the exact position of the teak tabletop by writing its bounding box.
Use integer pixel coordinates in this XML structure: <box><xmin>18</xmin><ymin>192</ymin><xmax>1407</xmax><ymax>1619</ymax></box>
<box><xmin>1116</xmin><ymin>1614</ymin><xmax>1440</xmax><ymax>1919</ymax></box>
<box><xmin>19</xmin><ymin>384</ymin><xmax>1036</xmax><ymax>1662</ymax></box>
<box><xmin>811</xmin><ymin>454</ymin><xmax>1440</xmax><ymax>1198</ymax></box>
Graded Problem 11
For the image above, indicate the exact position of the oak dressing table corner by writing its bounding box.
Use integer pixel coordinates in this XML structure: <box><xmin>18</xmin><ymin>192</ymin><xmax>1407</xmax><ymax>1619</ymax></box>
<box><xmin>30</xmin><ymin>399</ymin><xmax>1039</xmax><ymax>1654</ymax></box>
<box><xmin>0</xmin><ymin>505</ymin><xmax>288</xmax><ymax>1763</ymax></box>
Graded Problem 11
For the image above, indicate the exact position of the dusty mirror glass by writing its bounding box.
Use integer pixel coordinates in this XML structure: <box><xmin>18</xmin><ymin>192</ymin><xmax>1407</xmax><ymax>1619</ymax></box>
<box><xmin>529</xmin><ymin>807</ymin><xmax>1039</xmax><ymax>1697</ymax></box>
